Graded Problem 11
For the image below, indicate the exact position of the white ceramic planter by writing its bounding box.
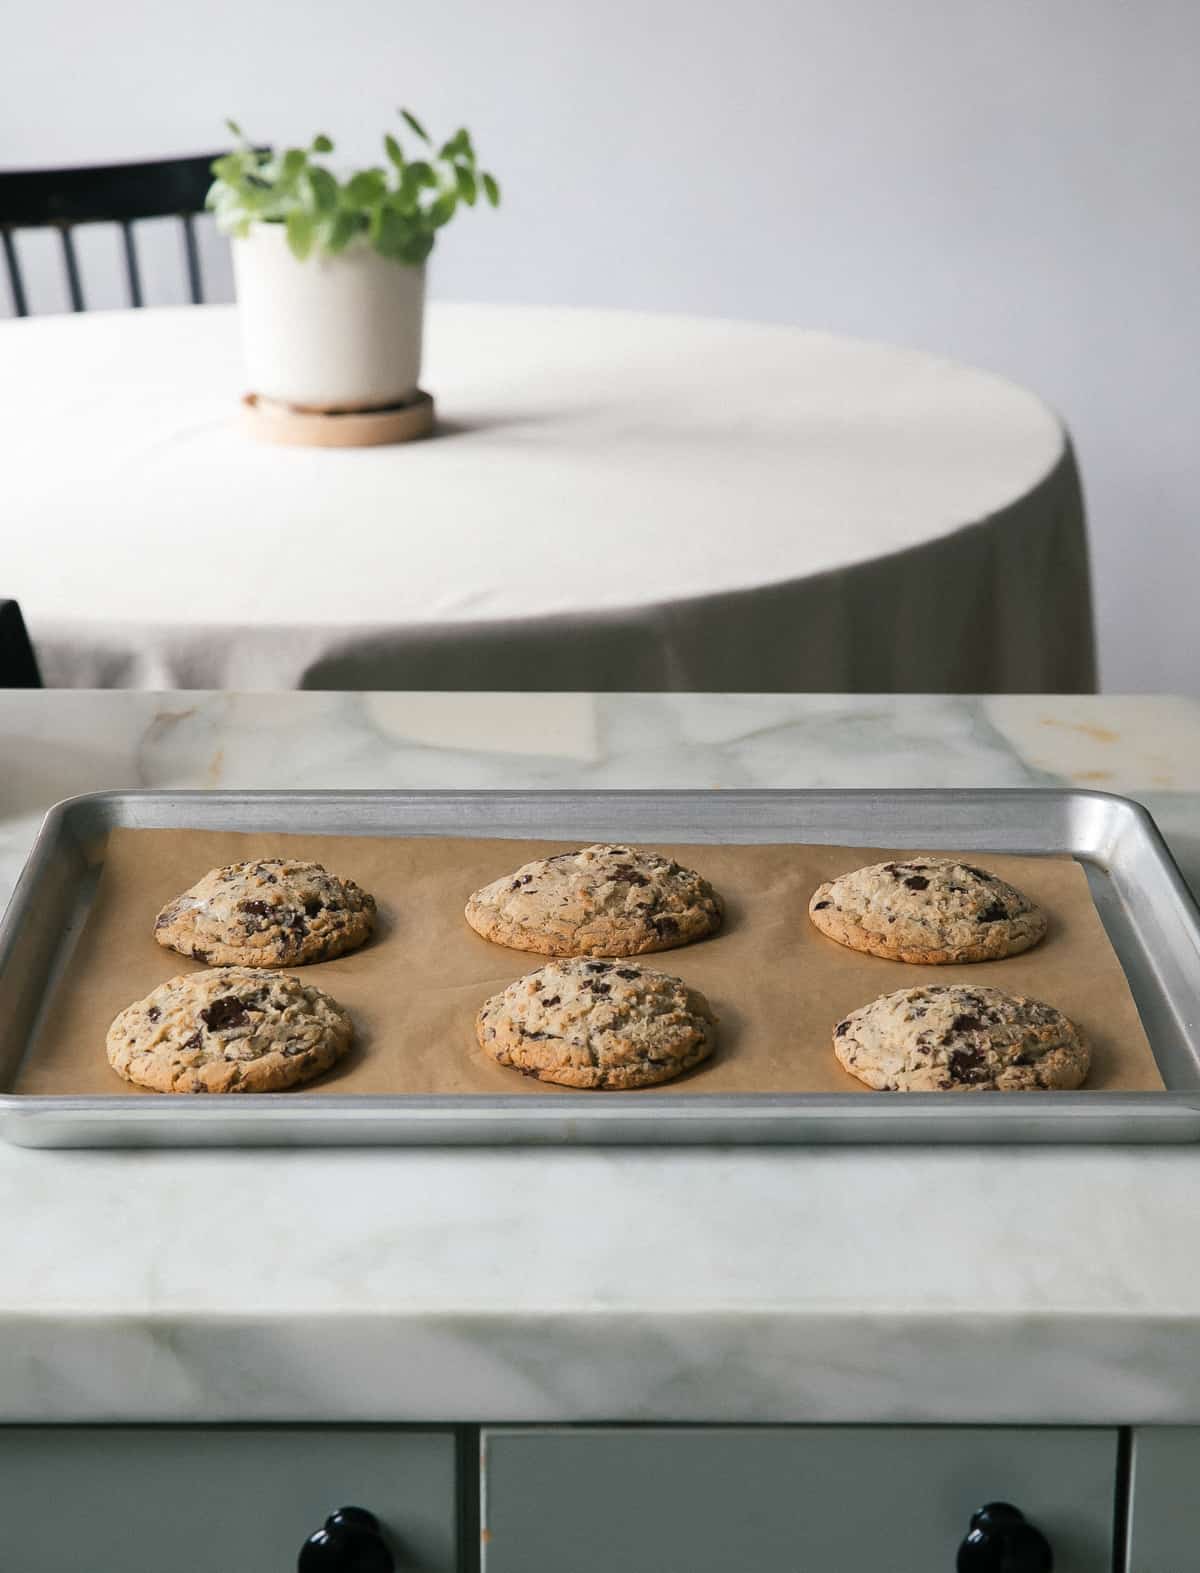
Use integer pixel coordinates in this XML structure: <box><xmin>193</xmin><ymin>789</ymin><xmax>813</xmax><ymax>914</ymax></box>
<box><xmin>232</xmin><ymin>223</ymin><xmax>425</xmax><ymax>411</ymax></box>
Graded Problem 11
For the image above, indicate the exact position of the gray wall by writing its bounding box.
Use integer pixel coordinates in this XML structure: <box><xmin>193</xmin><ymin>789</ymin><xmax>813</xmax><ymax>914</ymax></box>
<box><xmin>4</xmin><ymin>0</ymin><xmax>1197</xmax><ymax>693</ymax></box>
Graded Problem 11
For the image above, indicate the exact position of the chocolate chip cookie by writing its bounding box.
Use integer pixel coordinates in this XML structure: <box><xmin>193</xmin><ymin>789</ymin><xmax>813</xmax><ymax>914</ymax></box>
<box><xmin>154</xmin><ymin>859</ymin><xmax>376</xmax><ymax>967</ymax></box>
<box><xmin>465</xmin><ymin>844</ymin><xmax>723</xmax><ymax>957</ymax></box>
<box><xmin>476</xmin><ymin>957</ymin><xmax>717</xmax><ymax>1089</ymax></box>
<box><xmin>107</xmin><ymin>967</ymin><xmax>353</xmax><ymax>1093</ymax></box>
<box><xmin>833</xmin><ymin>984</ymin><xmax>1088</xmax><ymax>1091</ymax></box>
<box><xmin>809</xmin><ymin>857</ymin><xmax>1046</xmax><ymax>963</ymax></box>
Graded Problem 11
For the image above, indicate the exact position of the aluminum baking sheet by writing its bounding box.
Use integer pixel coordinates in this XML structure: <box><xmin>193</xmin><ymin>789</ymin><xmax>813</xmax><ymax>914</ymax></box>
<box><xmin>1</xmin><ymin>788</ymin><xmax>1198</xmax><ymax>1148</ymax></box>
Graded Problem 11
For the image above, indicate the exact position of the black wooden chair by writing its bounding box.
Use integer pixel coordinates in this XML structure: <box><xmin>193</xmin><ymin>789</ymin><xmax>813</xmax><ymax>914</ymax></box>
<box><xmin>0</xmin><ymin>600</ymin><xmax>42</xmax><ymax>687</ymax></box>
<box><xmin>0</xmin><ymin>153</ymin><xmax>228</xmax><ymax>314</ymax></box>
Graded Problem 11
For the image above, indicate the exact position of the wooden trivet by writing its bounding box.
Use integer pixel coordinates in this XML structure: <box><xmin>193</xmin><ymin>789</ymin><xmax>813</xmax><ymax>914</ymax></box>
<box><xmin>241</xmin><ymin>389</ymin><xmax>435</xmax><ymax>448</ymax></box>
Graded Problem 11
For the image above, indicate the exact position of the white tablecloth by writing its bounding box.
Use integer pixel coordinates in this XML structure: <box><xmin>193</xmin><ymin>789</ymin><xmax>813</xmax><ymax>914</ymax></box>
<box><xmin>1</xmin><ymin>304</ymin><xmax>1094</xmax><ymax>691</ymax></box>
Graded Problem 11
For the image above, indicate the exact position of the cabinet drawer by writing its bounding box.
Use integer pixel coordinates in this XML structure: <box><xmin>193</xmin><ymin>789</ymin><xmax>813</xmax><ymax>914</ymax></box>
<box><xmin>1127</xmin><ymin>1426</ymin><xmax>1200</xmax><ymax>1571</ymax></box>
<box><xmin>0</xmin><ymin>1426</ymin><xmax>456</xmax><ymax>1572</ymax></box>
<box><xmin>482</xmin><ymin>1426</ymin><xmax>1116</xmax><ymax>1573</ymax></box>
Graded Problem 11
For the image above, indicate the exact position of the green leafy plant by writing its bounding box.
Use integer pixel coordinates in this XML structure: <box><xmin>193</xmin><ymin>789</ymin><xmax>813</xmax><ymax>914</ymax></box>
<box><xmin>206</xmin><ymin>109</ymin><xmax>501</xmax><ymax>265</ymax></box>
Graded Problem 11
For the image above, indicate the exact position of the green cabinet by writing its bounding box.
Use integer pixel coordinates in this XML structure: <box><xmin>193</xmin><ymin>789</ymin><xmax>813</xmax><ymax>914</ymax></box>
<box><xmin>481</xmin><ymin>1426</ymin><xmax>1118</xmax><ymax>1573</ymax></box>
<box><xmin>1126</xmin><ymin>1427</ymin><xmax>1200</xmax><ymax>1571</ymax></box>
<box><xmin>0</xmin><ymin>1426</ymin><xmax>457</xmax><ymax>1572</ymax></box>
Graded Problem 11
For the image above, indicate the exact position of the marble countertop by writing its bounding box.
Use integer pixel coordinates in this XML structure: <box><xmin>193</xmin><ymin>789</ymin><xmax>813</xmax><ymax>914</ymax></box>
<box><xmin>3</xmin><ymin>691</ymin><xmax>1200</xmax><ymax>1426</ymax></box>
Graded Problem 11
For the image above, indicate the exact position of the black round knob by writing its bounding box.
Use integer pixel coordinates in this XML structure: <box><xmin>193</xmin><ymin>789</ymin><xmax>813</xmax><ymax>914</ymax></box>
<box><xmin>327</xmin><ymin>1508</ymin><xmax>384</xmax><ymax>1538</ymax></box>
<box><xmin>298</xmin><ymin>1505</ymin><xmax>395</xmax><ymax>1573</ymax></box>
<box><xmin>957</xmin><ymin>1502</ymin><xmax>1053</xmax><ymax>1572</ymax></box>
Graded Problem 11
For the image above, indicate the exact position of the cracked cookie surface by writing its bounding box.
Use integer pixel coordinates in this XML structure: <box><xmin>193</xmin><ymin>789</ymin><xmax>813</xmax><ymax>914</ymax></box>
<box><xmin>465</xmin><ymin>844</ymin><xmax>723</xmax><ymax>957</ymax></box>
<box><xmin>809</xmin><ymin>857</ymin><xmax>1046</xmax><ymax>963</ymax></box>
<box><xmin>833</xmin><ymin>984</ymin><xmax>1088</xmax><ymax>1091</ymax></box>
<box><xmin>107</xmin><ymin>966</ymin><xmax>353</xmax><ymax>1093</ymax></box>
<box><xmin>154</xmin><ymin>859</ymin><xmax>376</xmax><ymax>967</ymax></box>
<box><xmin>476</xmin><ymin>957</ymin><xmax>717</xmax><ymax>1089</ymax></box>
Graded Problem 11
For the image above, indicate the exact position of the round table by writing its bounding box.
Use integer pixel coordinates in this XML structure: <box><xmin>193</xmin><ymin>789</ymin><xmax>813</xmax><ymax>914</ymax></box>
<box><xmin>1</xmin><ymin>305</ymin><xmax>1094</xmax><ymax>692</ymax></box>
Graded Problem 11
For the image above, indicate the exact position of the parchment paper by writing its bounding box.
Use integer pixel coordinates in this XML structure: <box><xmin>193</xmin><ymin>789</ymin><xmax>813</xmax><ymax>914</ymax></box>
<box><xmin>17</xmin><ymin>829</ymin><xmax>1164</xmax><ymax>1096</ymax></box>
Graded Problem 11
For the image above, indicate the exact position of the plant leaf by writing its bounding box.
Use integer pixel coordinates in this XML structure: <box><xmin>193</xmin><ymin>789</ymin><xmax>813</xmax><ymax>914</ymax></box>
<box><xmin>481</xmin><ymin>172</ymin><xmax>500</xmax><ymax>207</ymax></box>
<box><xmin>373</xmin><ymin>206</ymin><xmax>410</xmax><ymax>259</ymax></box>
<box><xmin>400</xmin><ymin>161</ymin><xmax>436</xmax><ymax>204</ymax></box>
<box><xmin>285</xmin><ymin>209</ymin><xmax>315</xmax><ymax>261</ymax></box>
<box><xmin>280</xmin><ymin>148</ymin><xmax>307</xmax><ymax>182</ymax></box>
<box><xmin>429</xmin><ymin>191</ymin><xmax>457</xmax><ymax>228</ymax></box>
<box><xmin>399</xmin><ymin>107</ymin><xmax>430</xmax><ymax>143</ymax></box>
<box><xmin>208</xmin><ymin>186</ymin><xmax>241</xmax><ymax>219</ymax></box>
<box><xmin>225</xmin><ymin>117</ymin><xmax>244</xmax><ymax>141</ymax></box>
<box><xmin>384</xmin><ymin>132</ymin><xmax>405</xmax><ymax>169</ymax></box>
<box><xmin>456</xmin><ymin>165</ymin><xmax>477</xmax><ymax>205</ymax></box>
<box><xmin>311</xmin><ymin>133</ymin><xmax>334</xmax><ymax>154</ymax></box>
<box><xmin>343</xmin><ymin>168</ymin><xmax>388</xmax><ymax>207</ymax></box>
<box><xmin>307</xmin><ymin>165</ymin><xmax>338</xmax><ymax>211</ymax></box>
<box><xmin>322</xmin><ymin>209</ymin><xmax>360</xmax><ymax>253</ymax></box>
<box><xmin>447</xmin><ymin>128</ymin><xmax>475</xmax><ymax>162</ymax></box>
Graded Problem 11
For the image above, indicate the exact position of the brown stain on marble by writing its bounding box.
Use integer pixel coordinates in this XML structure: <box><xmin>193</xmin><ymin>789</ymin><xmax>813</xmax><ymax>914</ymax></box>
<box><xmin>145</xmin><ymin>707</ymin><xmax>196</xmax><ymax>742</ymax></box>
<box><xmin>1039</xmin><ymin>717</ymin><xmax>1120</xmax><ymax>744</ymax></box>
